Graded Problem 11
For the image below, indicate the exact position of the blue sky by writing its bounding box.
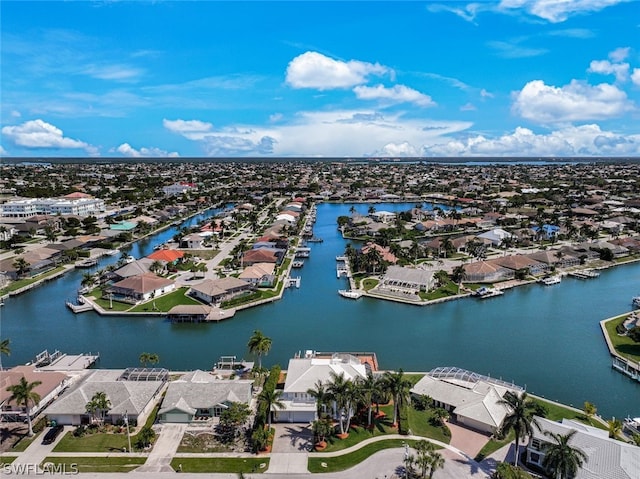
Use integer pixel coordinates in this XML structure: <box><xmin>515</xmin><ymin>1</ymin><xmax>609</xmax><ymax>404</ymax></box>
<box><xmin>1</xmin><ymin>0</ymin><xmax>639</xmax><ymax>158</ymax></box>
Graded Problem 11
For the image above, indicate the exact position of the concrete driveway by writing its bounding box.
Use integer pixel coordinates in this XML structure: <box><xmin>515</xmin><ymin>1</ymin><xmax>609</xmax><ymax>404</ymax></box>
<box><xmin>271</xmin><ymin>424</ymin><xmax>312</xmax><ymax>453</ymax></box>
<box><xmin>447</xmin><ymin>421</ymin><xmax>491</xmax><ymax>458</ymax></box>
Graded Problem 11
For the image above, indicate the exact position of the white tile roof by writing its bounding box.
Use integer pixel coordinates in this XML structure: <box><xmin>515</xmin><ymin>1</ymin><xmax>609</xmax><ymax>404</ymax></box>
<box><xmin>283</xmin><ymin>356</ymin><xmax>367</xmax><ymax>393</ymax></box>
<box><xmin>531</xmin><ymin>416</ymin><xmax>640</xmax><ymax>479</ymax></box>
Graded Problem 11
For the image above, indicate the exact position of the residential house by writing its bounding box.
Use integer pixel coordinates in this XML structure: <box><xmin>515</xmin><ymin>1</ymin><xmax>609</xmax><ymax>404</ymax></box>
<box><xmin>489</xmin><ymin>255</ymin><xmax>547</xmax><ymax>276</ymax></box>
<box><xmin>276</xmin><ymin>351</ymin><xmax>370</xmax><ymax>423</ymax></box>
<box><xmin>238</xmin><ymin>262</ymin><xmax>276</xmax><ymax>287</ymax></box>
<box><xmin>111</xmin><ymin>258</ymin><xmax>155</xmax><ymax>280</ymax></box>
<box><xmin>379</xmin><ymin>265</ymin><xmax>435</xmax><ymax>293</ymax></box>
<box><xmin>360</xmin><ymin>242</ymin><xmax>398</xmax><ymax>264</ymax></box>
<box><xmin>411</xmin><ymin>367</ymin><xmax>523</xmax><ymax>435</ymax></box>
<box><xmin>242</xmin><ymin>248</ymin><xmax>283</xmax><ymax>266</ymax></box>
<box><xmin>0</xmin><ymin>366</ymin><xmax>70</xmax><ymax>421</ymax></box>
<box><xmin>462</xmin><ymin>261</ymin><xmax>515</xmax><ymax>283</ymax></box>
<box><xmin>181</xmin><ymin>233</ymin><xmax>205</xmax><ymax>249</ymax></box>
<box><xmin>105</xmin><ymin>273</ymin><xmax>175</xmax><ymax>304</ymax></box>
<box><xmin>526</xmin><ymin>416</ymin><xmax>640</xmax><ymax>479</ymax></box>
<box><xmin>146</xmin><ymin>249</ymin><xmax>184</xmax><ymax>265</ymax></box>
<box><xmin>189</xmin><ymin>277</ymin><xmax>253</xmax><ymax>305</ymax></box>
<box><xmin>158</xmin><ymin>370</ymin><xmax>252</xmax><ymax>423</ymax></box>
<box><xmin>476</xmin><ymin>228</ymin><xmax>513</xmax><ymax>247</ymax></box>
<box><xmin>45</xmin><ymin>369</ymin><xmax>167</xmax><ymax>426</ymax></box>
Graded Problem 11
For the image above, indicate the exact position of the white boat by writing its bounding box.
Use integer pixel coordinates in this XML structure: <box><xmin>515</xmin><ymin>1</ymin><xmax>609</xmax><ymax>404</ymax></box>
<box><xmin>338</xmin><ymin>289</ymin><xmax>363</xmax><ymax>299</ymax></box>
<box><xmin>124</xmin><ymin>255</ymin><xmax>136</xmax><ymax>264</ymax></box>
<box><xmin>541</xmin><ymin>276</ymin><xmax>562</xmax><ymax>285</ymax></box>
<box><xmin>633</xmin><ymin>296</ymin><xmax>640</xmax><ymax>309</ymax></box>
<box><xmin>292</xmin><ymin>260</ymin><xmax>305</xmax><ymax>268</ymax></box>
<box><xmin>475</xmin><ymin>287</ymin><xmax>504</xmax><ymax>299</ymax></box>
<box><xmin>105</xmin><ymin>249</ymin><xmax>119</xmax><ymax>256</ymax></box>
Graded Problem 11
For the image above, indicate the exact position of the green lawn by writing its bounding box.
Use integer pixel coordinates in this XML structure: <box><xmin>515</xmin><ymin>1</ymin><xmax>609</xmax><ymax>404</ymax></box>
<box><xmin>475</xmin><ymin>430</ymin><xmax>515</xmax><ymax>462</ymax></box>
<box><xmin>604</xmin><ymin>315</ymin><xmax>640</xmax><ymax>363</ymax></box>
<box><xmin>308</xmin><ymin>439</ymin><xmax>419</xmax><ymax>473</ymax></box>
<box><xmin>10</xmin><ymin>431</ymin><xmax>41</xmax><ymax>452</ymax></box>
<box><xmin>170</xmin><ymin>457</ymin><xmax>269</xmax><ymax>473</ymax></box>
<box><xmin>0</xmin><ymin>455</ymin><xmax>17</xmax><ymax>464</ymax></box>
<box><xmin>406</xmin><ymin>408</ymin><xmax>452</xmax><ymax>444</ymax></box>
<box><xmin>53</xmin><ymin>431</ymin><xmax>129</xmax><ymax>452</ymax></box>
<box><xmin>42</xmin><ymin>456</ymin><xmax>146</xmax><ymax>473</ymax></box>
<box><xmin>0</xmin><ymin>266</ymin><xmax>66</xmax><ymax>295</ymax></box>
<box><xmin>130</xmin><ymin>287</ymin><xmax>201</xmax><ymax>312</ymax></box>
<box><xmin>362</xmin><ymin>278</ymin><xmax>379</xmax><ymax>290</ymax></box>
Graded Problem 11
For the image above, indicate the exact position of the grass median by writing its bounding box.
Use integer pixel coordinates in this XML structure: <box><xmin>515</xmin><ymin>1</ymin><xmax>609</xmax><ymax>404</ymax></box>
<box><xmin>170</xmin><ymin>457</ymin><xmax>269</xmax><ymax>473</ymax></box>
<box><xmin>308</xmin><ymin>439</ymin><xmax>419</xmax><ymax>473</ymax></box>
<box><xmin>41</xmin><ymin>456</ymin><xmax>146</xmax><ymax>473</ymax></box>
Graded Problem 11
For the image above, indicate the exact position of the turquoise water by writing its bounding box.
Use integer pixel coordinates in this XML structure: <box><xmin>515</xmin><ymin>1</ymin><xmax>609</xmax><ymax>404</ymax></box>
<box><xmin>2</xmin><ymin>202</ymin><xmax>640</xmax><ymax>418</ymax></box>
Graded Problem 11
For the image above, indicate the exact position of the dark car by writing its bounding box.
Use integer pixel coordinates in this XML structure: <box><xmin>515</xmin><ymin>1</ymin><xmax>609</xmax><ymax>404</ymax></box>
<box><xmin>42</xmin><ymin>425</ymin><xmax>64</xmax><ymax>445</ymax></box>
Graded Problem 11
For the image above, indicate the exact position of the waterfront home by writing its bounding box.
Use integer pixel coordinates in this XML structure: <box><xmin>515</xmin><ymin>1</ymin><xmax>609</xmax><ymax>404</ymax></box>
<box><xmin>238</xmin><ymin>262</ymin><xmax>276</xmax><ymax>287</ymax></box>
<box><xmin>462</xmin><ymin>260</ymin><xmax>515</xmax><ymax>283</ymax></box>
<box><xmin>158</xmin><ymin>370</ymin><xmax>252</xmax><ymax>423</ymax></box>
<box><xmin>146</xmin><ymin>248</ymin><xmax>184</xmax><ymax>265</ymax></box>
<box><xmin>242</xmin><ymin>247</ymin><xmax>283</xmax><ymax>266</ymax></box>
<box><xmin>361</xmin><ymin>242</ymin><xmax>398</xmax><ymax>264</ymax></box>
<box><xmin>0</xmin><ymin>247</ymin><xmax>60</xmax><ymax>279</ymax></box>
<box><xmin>189</xmin><ymin>277</ymin><xmax>253</xmax><ymax>305</ymax></box>
<box><xmin>276</xmin><ymin>351</ymin><xmax>369</xmax><ymax>423</ymax></box>
<box><xmin>45</xmin><ymin>369</ymin><xmax>167</xmax><ymax>426</ymax></box>
<box><xmin>526</xmin><ymin>416</ymin><xmax>640</xmax><ymax>479</ymax></box>
<box><xmin>526</xmin><ymin>249</ymin><xmax>579</xmax><ymax>269</ymax></box>
<box><xmin>379</xmin><ymin>265</ymin><xmax>435</xmax><ymax>294</ymax></box>
<box><xmin>111</xmin><ymin>258</ymin><xmax>155</xmax><ymax>280</ymax></box>
<box><xmin>0</xmin><ymin>366</ymin><xmax>70</xmax><ymax>421</ymax></box>
<box><xmin>105</xmin><ymin>272</ymin><xmax>176</xmax><ymax>304</ymax></box>
<box><xmin>410</xmin><ymin>367</ymin><xmax>523</xmax><ymax>435</ymax></box>
<box><xmin>181</xmin><ymin>233</ymin><xmax>205</xmax><ymax>249</ymax></box>
<box><xmin>489</xmin><ymin>255</ymin><xmax>547</xmax><ymax>276</ymax></box>
<box><xmin>162</xmin><ymin>181</ymin><xmax>197</xmax><ymax>196</ymax></box>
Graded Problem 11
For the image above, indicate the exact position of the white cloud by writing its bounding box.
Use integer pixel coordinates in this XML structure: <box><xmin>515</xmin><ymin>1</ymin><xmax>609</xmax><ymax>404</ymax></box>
<box><xmin>11</xmin><ymin>110</ymin><xmax>21</xmax><ymax>118</ymax></box>
<box><xmin>426</xmin><ymin>2</ymin><xmax>492</xmax><ymax>22</ymax></box>
<box><xmin>460</xmin><ymin>103</ymin><xmax>477</xmax><ymax>111</ymax></box>
<box><xmin>631</xmin><ymin>68</ymin><xmax>640</xmax><ymax>87</ymax></box>
<box><xmin>423</xmin><ymin>124</ymin><xmax>640</xmax><ymax>156</ymax></box>
<box><xmin>1</xmin><ymin>119</ymin><xmax>95</xmax><ymax>152</ymax></box>
<box><xmin>82</xmin><ymin>64</ymin><xmax>144</xmax><ymax>82</ymax></box>
<box><xmin>353</xmin><ymin>84</ymin><xmax>435</xmax><ymax>107</ymax></box>
<box><xmin>0</xmin><ymin>145</ymin><xmax>7</xmax><ymax>156</ymax></box>
<box><xmin>609</xmin><ymin>47</ymin><xmax>630</xmax><ymax>62</ymax></box>
<box><xmin>116</xmin><ymin>143</ymin><xmax>179</xmax><ymax>158</ymax></box>
<box><xmin>163</xmin><ymin>119</ymin><xmax>214</xmax><ymax>139</ymax></box>
<box><xmin>588</xmin><ymin>59</ymin><xmax>629</xmax><ymax>82</ymax></box>
<box><xmin>499</xmin><ymin>0</ymin><xmax>627</xmax><ymax>23</ymax></box>
<box><xmin>480</xmin><ymin>89</ymin><xmax>494</xmax><ymax>98</ymax></box>
<box><xmin>512</xmin><ymin>79</ymin><xmax>633</xmax><ymax>123</ymax></box>
<box><xmin>165</xmin><ymin>110</ymin><xmax>472</xmax><ymax>157</ymax></box>
<box><xmin>285</xmin><ymin>51</ymin><xmax>390</xmax><ymax>90</ymax></box>
<box><xmin>487</xmin><ymin>40</ymin><xmax>547</xmax><ymax>58</ymax></box>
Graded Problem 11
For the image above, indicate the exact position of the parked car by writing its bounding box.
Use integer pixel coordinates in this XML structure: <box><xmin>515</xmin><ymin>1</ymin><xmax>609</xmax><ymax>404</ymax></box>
<box><xmin>42</xmin><ymin>425</ymin><xmax>64</xmax><ymax>445</ymax></box>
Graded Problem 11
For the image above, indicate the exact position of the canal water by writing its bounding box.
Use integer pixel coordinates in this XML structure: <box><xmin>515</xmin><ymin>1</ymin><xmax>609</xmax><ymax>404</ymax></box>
<box><xmin>2</xmin><ymin>202</ymin><xmax>639</xmax><ymax>418</ymax></box>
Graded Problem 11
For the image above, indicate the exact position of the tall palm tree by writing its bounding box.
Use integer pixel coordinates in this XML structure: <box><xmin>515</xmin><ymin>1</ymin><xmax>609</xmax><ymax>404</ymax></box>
<box><xmin>452</xmin><ymin>265</ymin><xmax>466</xmax><ymax>294</ymax></box>
<box><xmin>327</xmin><ymin>371</ymin><xmax>355</xmax><ymax>436</ymax></box>
<box><xmin>498</xmin><ymin>391</ymin><xmax>540</xmax><ymax>468</ymax></box>
<box><xmin>6</xmin><ymin>377</ymin><xmax>42</xmax><ymax>436</ymax></box>
<box><xmin>12</xmin><ymin>257</ymin><xmax>30</xmax><ymax>278</ymax></box>
<box><xmin>426</xmin><ymin>451</ymin><xmax>445</xmax><ymax>479</ymax></box>
<box><xmin>306</xmin><ymin>380</ymin><xmax>330</xmax><ymax>420</ymax></box>
<box><xmin>607</xmin><ymin>418</ymin><xmax>622</xmax><ymax>438</ymax></box>
<box><xmin>357</xmin><ymin>373</ymin><xmax>379</xmax><ymax>428</ymax></box>
<box><xmin>247</xmin><ymin>330</ymin><xmax>272</xmax><ymax>370</ymax></box>
<box><xmin>258</xmin><ymin>387</ymin><xmax>284</xmax><ymax>428</ymax></box>
<box><xmin>541</xmin><ymin>430</ymin><xmax>588</xmax><ymax>479</ymax></box>
<box><xmin>383</xmin><ymin>369</ymin><xmax>411</xmax><ymax>427</ymax></box>
<box><xmin>0</xmin><ymin>338</ymin><xmax>10</xmax><ymax>370</ymax></box>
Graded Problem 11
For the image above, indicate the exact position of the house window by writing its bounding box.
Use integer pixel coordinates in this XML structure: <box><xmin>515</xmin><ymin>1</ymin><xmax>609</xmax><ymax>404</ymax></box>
<box><xmin>529</xmin><ymin>452</ymin><xmax>541</xmax><ymax>464</ymax></box>
<box><xmin>531</xmin><ymin>439</ymin><xmax>542</xmax><ymax>451</ymax></box>
<box><xmin>213</xmin><ymin>407</ymin><xmax>224</xmax><ymax>417</ymax></box>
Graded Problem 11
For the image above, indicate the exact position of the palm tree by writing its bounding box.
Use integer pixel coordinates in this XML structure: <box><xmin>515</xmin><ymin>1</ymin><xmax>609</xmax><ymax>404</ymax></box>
<box><xmin>382</xmin><ymin>369</ymin><xmax>411</xmax><ymax>427</ymax></box>
<box><xmin>258</xmin><ymin>387</ymin><xmax>284</xmax><ymax>428</ymax></box>
<box><xmin>12</xmin><ymin>257</ymin><xmax>30</xmax><ymax>278</ymax></box>
<box><xmin>498</xmin><ymin>391</ymin><xmax>540</xmax><ymax>468</ymax></box>
<box><xmin>149</xmin><ymin>260</ymin><xmax>164</xmax><ymax>274</ymax></box>
<box><xmin>426</xmin><ymin>450</ymin><xmax>445</xmax><ymax>479</ymax></box>
<box><xmin>541</xmin><ymin>430</ymin><xmax>587</xmax><ymax>479</ymax></box>
<box><xmin>607</xmin><ymin>417</ymin><xmax>622</xmax><ymax>438</ymax></box>
<box><xmin>327</xmin><ymin>371</ymin><xmax>355</xmax><ymax>436</ymax></box>
<box><xmin>306</xmin><ymin>380</ymin><xmax>330</xmax><ymax>420</ymax></box>
<box><xmin>357</xmin><ymin>373</ymin><xmax>379</xmax><ymax>428</ymax></box>
<box><xmin>6</xmin><ymin>377</ymin><xmax>42</xmax><ymax>436</ymax></box>
<box><xmin>86</xmin><ymin>391</ymin><xmax>112</xmax><ymax>424</ymax></box>
<box><xmin>582</xmin><ymin>401</ymin><xmax>597</xmax><ymax>424</ymax></box>
<box><xmin>139</xmin><ymin>352</ymin><xmax>159</xmax><ymax>367</ymax></box>
<box><xmin>0</xmin><ymin>338</ymin><xmax>10</xmax><ymax>370</ymax></box>
<box><xmin>247</xmin><ymin>330</ymin><xmax>272</xmax><ymax>370</ymax></box>
<box><xmin>451</xmin><ymin>265</ymin><xmax>466</xmax><ymax>294</ymax></box>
